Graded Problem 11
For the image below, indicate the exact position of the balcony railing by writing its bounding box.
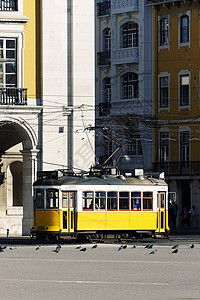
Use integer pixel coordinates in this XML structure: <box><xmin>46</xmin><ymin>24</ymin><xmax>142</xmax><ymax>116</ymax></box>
<box><xmin>0</xmin><ymin>88</ymin><xmax>27</xmax><ymax>105</ymax></box>
<box><xmin>146</xmin><ymin>0</ymin><xmax>181</xmax><ymax>5</ymax></box>
<box><xmin>112</xmin><ymin>47</ymin><xmax>139</xmax><ymax>64</ymax></box>
<box><xmin>99</xmin><ymin>102</ymin><xmax>111</xmax><ymax>116</ymax></box>
<box><xmin>153</xmin><ymin>161</ymin><xmax>200</xmax><ymax>176</ymax></box>
<box><xmin>0</xmin><ymin>0</ymin><xmax>17</xmax><ymax>11</ymax></box>
<box><xmin>97</xmin><ymin>1</ymin><xmax>111</xmax><ymax>17</ymax></box>
<box><xmin>112</xmin><ymin>0</ymin><xmax>139</xmax><ymax>14</ymax></box>
<box><xmin>97</xmin><ymin>51</ymin><xmax>111</xmax><ymax>66</ymax></box>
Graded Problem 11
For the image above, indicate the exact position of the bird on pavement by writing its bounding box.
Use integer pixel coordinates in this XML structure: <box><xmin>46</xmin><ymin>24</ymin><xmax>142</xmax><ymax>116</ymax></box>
<box><xmin>35</xmin><ymin>246</ymin><xmax>41</xmax><ymax>250</ymax></box>
<box><xmin>9</xmin><ymin>247</ymin><xmax>14</xmax><ymax>250</ymax></box>
<box><xmin>0</xmin><ymin>245</ymin><xmax>7</xmax><ymax>250</ymax></box>
<box><xmin>123</xmin><ymin>245</ymin><xmax>127</xmax><ymax>249</ymax></box>
<box><xmin>80</xmin><ymin>247</ymin><xmax>86</xmax><ymax>252</ymax></box>
<box><xmin>55</xmin><ymin>245</ymin><xmax>61</xmax><ymax>253</ymax></box>
<box><xmin>0</xmin><ymin>249</ymin><xmax>4</xmax><ymax>253</ymax></box>
<box><xmin>132</xmin><ymin>244</ymin><xmax>137</xmax><ymax>249</ymax></box>
<box><xmin>149</xmin><ymin>249</ymin><xmax>157</xmax><ymax>254</ymax></box>
<box><xmin>172</xmin><ymin>248</ymin><xmax>178</xmax><ymax>254</ymax></box>
<box><xmin>118</xmin><ymin>245</ymin><xmax>123</xmax><ymax>251</ymax></box>
<box><xmin>92</xmin><ymin>244</ymin><xmax>98</xmax><ymax>249</ymax></box>
<box><xmin>189</xmin><ymin>244</ymin><xmax>194</xmax><ymax>249</ymax></box>
<box><xmin>76</xmin><ymin>246</ymin><xmax>81</xmax><ymax>249</ymax></box>
<box><xmin>172</xmin><ymin>244</ymin><xmax>178</xmax><ymax>249</ymax></box>
<box><xmin>145</xmin><ymin>244</ymin><xmax>153</xmax><ymax>249</ymax></box>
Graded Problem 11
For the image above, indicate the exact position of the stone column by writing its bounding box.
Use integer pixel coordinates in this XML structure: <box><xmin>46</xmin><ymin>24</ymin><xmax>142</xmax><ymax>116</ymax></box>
<box><xmin>21</xmin><ymin>150</ymin><xmax>39</xmax><ymax>236</ymax></box>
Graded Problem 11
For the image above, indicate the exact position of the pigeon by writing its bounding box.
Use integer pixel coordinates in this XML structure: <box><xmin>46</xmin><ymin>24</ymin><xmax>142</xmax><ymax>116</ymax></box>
<box><xmin>149</xmin><ymin>249</ymin><xmax>157</xmax><ymax>254</ymax></box>
<box><xmin>145</xmin><ymin>244</ymin><xmax>153</xmax><ymax>249</ymax></box>
<box><xmin>132</xmin><ymin>244</ymin><xmax>137</xmax><ymax>249</ymax></box>
<box><xmin>55</xmin><ymin>246</ymin><xmax>61</xmax><ymax>252</ymax></box>
<box><xmin>172</xmin><ymin>248</ymin><xmax>178</xmax><ymax>254</ymax></box>
<box><xmin>118</xmin><ymin>245</ymin><xmax>123</xmax><ymax>251</ymax></box>
<box><xmin>0</xmin><ymin>245</ymin><xmax>7</xmax><ymax>250</ymax></box>
<box><xmin>9</xmin><ymin>247</ymin><xmax>14</xmax><ymax>250</ymax></box>
<box><xmin>172</xmin><ymin>244</ymin><xmax>178</xmax><ymax>249</ymax></box>
<box><xmin>80</xmin><ymin>247</ymin><xmax>87</xmax><ymax>252</ymax></box>
<box><xmin>76</xmin><ymin>246</ymin><xmax>81</xmax><ymax>249</ymax></box>
<box><xmin>0</xmin><ymin>249</ymin><xmax>4</xmax><ymax>253</ymax></box>
<box><xmin>189</xmin><ymin>244</ymin><xmax>194</xmax><ymax>249</ymax></box>
<box><xmin>57</xmin><ymin>245</ymin><xmax>62</xmax><ymax>249</ymax></box>
<box><xmin>123</xmin><ymin>245</ymin><xmax>127</xmax><ymax>249</ymax></box>
<box><xmin>35</xmin><ymin>246</ymin><xmax>41</xmax><ymax>250</ymax></box>
<box><xmin>92</xmin><ymin>244</ymin><xmax>98</xmax><ymax>249</ymax></box>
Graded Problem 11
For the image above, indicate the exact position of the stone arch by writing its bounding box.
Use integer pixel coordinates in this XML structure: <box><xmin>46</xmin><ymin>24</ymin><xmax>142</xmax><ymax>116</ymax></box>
<box><xmin>0</xmin><ymin>116</ymin><xmax>39</xmax><ymax>235</ymax></box>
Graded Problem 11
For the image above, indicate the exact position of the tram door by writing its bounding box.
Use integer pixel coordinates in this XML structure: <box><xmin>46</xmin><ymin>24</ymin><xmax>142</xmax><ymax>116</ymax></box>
<box><xmin>62</xmin><ymin>192</ymin><xmax>75</xmax><ymax>233</ymax></box>
<box><xmin>157</xmin><ymin>192</ymin><xmax>166</xmax><ymax>233</ymax></box>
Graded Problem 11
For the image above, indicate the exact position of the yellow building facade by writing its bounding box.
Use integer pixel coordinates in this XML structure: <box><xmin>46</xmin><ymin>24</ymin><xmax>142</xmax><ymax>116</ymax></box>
<box><xmin>148</xmin><ymin>0</ymin><xmax>200</xmax><ymax>228</ymax></box>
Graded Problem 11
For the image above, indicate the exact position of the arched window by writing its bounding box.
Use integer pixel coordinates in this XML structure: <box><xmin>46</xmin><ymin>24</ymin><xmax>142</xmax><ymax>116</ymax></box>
<box><xmin>160</xmin><ymin>18</ymin><xmax>168</xmax><ymax>46</ymax></box>
<box><xmin>99</xmin><ymin>78</ymin><xmax>111</xmax><ymax>116</ymax></box>
<box><xmin>122</xmin><ymin>72</ymin><xmax>138</xmax><ymax>99</ymax></box>
<box><xmin>180</xmin><ymin>15</ymin><xmax>189</xmax><ymax>43</ymax></box>
<box><xmin>122</xmin><ymin>22</ymin><xmax>138</xmax><ymax>48</ymax></box>
<box><xmin>104</xmin><ymin>28</ymin><xmax>111</xmax><ymax>52</ymax></box>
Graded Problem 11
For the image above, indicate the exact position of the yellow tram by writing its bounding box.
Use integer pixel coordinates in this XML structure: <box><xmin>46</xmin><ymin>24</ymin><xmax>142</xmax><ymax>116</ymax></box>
<box><xmin>31</xmin><ymin>169</ymin><xmax>169</xmax><ymax>240</ymax></box>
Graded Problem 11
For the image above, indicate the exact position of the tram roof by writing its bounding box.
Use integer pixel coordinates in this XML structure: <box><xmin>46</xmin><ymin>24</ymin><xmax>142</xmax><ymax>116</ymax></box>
<box><xmin>34</xmin><ymin>174</ymin><xmax>167</xmax><ymax>187</ymax></box>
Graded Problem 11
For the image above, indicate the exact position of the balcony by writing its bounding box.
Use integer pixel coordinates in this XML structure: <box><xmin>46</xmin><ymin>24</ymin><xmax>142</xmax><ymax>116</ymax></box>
<box><xmin>153</xmin><ymin>161</ymin><xmax>200</xmax><ymax>177</ymax></box>
<box><xmin>97</xmin><ymin>51</ymin><xmax>111</xmax><ymax>66</ymax></box>
<box><xmin>0</xmin><ymin>0</ymin><xmax>17</xmax><ymax>11</ymax></box>
<box><xmin>99</xmin><ymin>102</ymin><xmax>111</xmax><ymax>116</ymax></box>
<box><xmin>0</xmin><ymin>88</ymin><xmax>27</xmax><ymax>105</ymax></box>
<box><xmin>112</xmin><ymin>47</ymin><xmax>139</xmax><ymax>65</ymax></box>
<box><xmin>97</xmin><ymin>1</ymin><xmax>111</xmax><ymax>17</ymax></box>
<box><xmin>112</xmin><ymin>0</ymin><xmax>139</xmax><ymax>14</ymax></box>
<box><xmin>146</xmin><ymin>0</ymin><xmax>181</xmax><ymax>8</ymax></box>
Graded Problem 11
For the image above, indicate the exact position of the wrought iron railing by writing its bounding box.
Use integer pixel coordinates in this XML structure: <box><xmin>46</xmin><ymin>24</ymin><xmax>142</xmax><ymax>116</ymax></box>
<box><xmin>0</xmin><ymin>0</ymin><xmax>17</xmax><ymax>11</ymax></box>
<box><xmin>97</xmin><ymin>51</ymin><xmax>111</xmax><ymax>66</ymax></box>
<box><xmin>146</xmin><ymin>0</ymin><xmax>181</xmax><ymax>4</ymax></box>
<box><xmin>0</xmin><ymin>88</ymin><xmax>27</xmax><ymax>105</ymax></box>
<box><xmin>97</xmin><ymin>1</ymin><xmax>111</xmax><ymax>17</ymax></box>
<box><xmin>153</xmin><ymin>161</ymin><xmax>200</xmax><ymax>176</ymax></box>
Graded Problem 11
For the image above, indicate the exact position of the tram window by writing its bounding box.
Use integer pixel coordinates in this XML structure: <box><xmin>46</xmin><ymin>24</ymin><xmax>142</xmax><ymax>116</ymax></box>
<box><xmin>131</xmin><ymin>192</ymin><xmax>141</xmax><ymax>210</ymax></box>
<box><xmin>83</xmin><ymin>191</ymin><xmax>94</xmax><ymax>210</ymax></box>
<box><xmin>143</xmin><ymin>192</ymin><xmax>153</xmax><ymax>210</ymax></box>
<box><xmin>46</xmin><ymin>189</ymin><xmax>59</xmax><ymax>209</ymax></box>
<box><xmin>107</xmin><ymin>191</ymin><xmax>117</xmax><ymax>210</ymax></box>
<box><xmin>35</xmin><ymin>189</ymin><xmax>44</xmax><ymax>209</ymax></box>
<box><xmin>62</xmin><ymin>192</ymin><xmax>68</xmax><ymax>208</ymax></box>
<box><xmin>119</xmin><ymin>192</ymin><xmax>129</xmax><ymax>210</ymax></box>
<box><xmin>95</xmin><ymin>191</ymin><xmax>105</xmax><ymax>210</ymax></box>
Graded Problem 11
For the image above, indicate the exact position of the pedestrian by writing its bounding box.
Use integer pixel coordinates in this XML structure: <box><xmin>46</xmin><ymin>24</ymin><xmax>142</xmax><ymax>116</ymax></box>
<box><xmin>168</xmin><ymin>201</ymin><xmax>174</xmax><ymax>230</ymax></box>
<box><xmin>189</xmin><ymin>205</ymin><xmax>196</xmax><ymax>229</ymax></box>
<box><xmin>181</xmin><ymin>206</ymin><xmax>190</xmax><ymax>228</ymax></box>
<box><xmin>172</xmin><ymin>201</ymin><xmax>178</xmax><ymax>229</ymax></box>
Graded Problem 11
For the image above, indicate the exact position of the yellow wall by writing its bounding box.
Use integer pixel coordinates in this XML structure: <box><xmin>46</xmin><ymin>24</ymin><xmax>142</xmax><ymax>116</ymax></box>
<box><xmin>153</xmin><ymin>3</ymin><xmax>200</xmax><ymax>162</ymax></box>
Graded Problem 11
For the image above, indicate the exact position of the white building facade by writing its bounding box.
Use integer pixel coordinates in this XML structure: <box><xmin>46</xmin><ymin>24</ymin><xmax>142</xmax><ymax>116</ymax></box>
<box><xmin>95</xmin><ymin>0</ymin><xmax>152</xmax><ymax>173</ymax></box>
<box><xmin>0</xmin><ymin>0</ymin><xmax>95</xmax><ymax>236</ymax></box>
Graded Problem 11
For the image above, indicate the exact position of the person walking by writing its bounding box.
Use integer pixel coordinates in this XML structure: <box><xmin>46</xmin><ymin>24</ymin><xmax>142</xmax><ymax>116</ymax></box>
<box><xmin>189</xmin><ymin>205</ymin><xmax>196</xmax><ymax>229</ymax></box>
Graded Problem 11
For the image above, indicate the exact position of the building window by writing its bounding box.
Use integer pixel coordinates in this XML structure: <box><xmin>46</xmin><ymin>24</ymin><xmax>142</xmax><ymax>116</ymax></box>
<box><xmin>160</xmin><ymin>18</ymin><xmax>168</xmax><ymax>46</ymax></box>
<box><xmin>0</xmin><ymin>0</ymin><xmax>17</xmax><ymax>11</ymax></box>
<box><xmin>131</xmin><ymin>192</ymin><xmax>141</xmax><ymax>210</ymax></box>
<box><xmin>180</xmin><ymin>131</ymin><xmax>189</xmax><ymax>163</ymax></box>
<box><xmin>35</xmin><ymin>189</ymin><xmax>44</xmax><ymax>209</ymax></box>
<box><xmin>122</xmin><ymin>22</ymin><xmax>138</xmax><ymax>48</ymax></box>
<box><xmin>128</xmin><ymin>136</ymin><xmax>142</xmax><ymax>155</ymax></box>
<box><xmin>180</xmin><ymin>75</ymin><xmax>189</xmax><ymax>106</ymax></box>
<box><xmin>0</xmin><ymin>38</ymin><xmax>17</xmax><ymax>87</ymax></box>
<box><xmin>160</xmin><ymin>77</ymin><xmax>168</xmax><ymax>108</ymax></box>
<box><xmin>122</xmin><ymin>72</ymin><xmax>138</xmax><ymax>99</ymax></box>
<box><xmin>180</xmin><ymin>15</ymin><xmax>189</xmax><ymax>43</ymax></box>
<box><xmin>160</xmin><ymin>132</ymin><xmax>169</xmax><ymax>163</ymax></box>
<box><xmin>99</xmin><ymin>78</ymin><xmax>111</xmax><ymax>116</ymax></box>
<box><xmin>105</xmin><ymin>28</ymin><xmax>111</xmax><ymax>52</ymax></box>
